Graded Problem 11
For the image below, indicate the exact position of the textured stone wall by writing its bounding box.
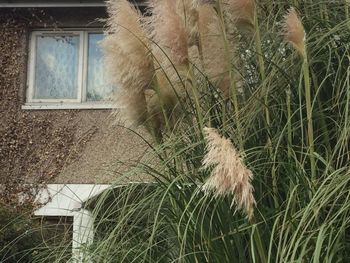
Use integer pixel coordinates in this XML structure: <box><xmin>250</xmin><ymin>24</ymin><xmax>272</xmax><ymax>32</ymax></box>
<box><xmin>0</xmin><ymin>8</ymin><xmax>149</xmax><ymax>207</ymax></box>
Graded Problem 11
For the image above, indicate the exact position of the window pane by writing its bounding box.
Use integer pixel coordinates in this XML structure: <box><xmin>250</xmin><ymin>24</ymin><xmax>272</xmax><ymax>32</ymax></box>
<box><xmin>34</xmin><ymin>34</ymin><xmax>79</xmax><ymax>100</ymax></box>
<box><xmin>87</xmin><ymin>33</ymin><xmax>113</xmax><ymax>101</ymax></box>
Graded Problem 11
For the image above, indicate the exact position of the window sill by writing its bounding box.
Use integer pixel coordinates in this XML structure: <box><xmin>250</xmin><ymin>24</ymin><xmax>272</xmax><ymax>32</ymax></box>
<box><xmin>22</xmin><ymin>103</ymin><xmax>117</xmax><ymax>110</ymax></box>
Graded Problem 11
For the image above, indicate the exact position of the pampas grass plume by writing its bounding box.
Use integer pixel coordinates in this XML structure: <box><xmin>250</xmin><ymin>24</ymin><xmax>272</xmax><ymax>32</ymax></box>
<box><xmin>122</xmin><ymin>90</ymin><xmax>148</xmax><ymax>125</ymax></box>
<box><xmin>149</xmin><ymin>0</ymin><xmax>189</xmax><ymax>65</ymax></box>
<box><xmin>198</xmin><ymin>4</ymin><xmax>235</xmax><ymax>98</ymax></box>
<box><xmin>202</xmin><ymin>127</ymin><xmax>255</xmax><ymax>219</ymax></box>
<box><xmin>283</xmin><ymin>7</ymin><xmax>306</xmax><ymax>57</ymax></box>
<box><xmin>102</xmin><ymin>0</ymin><xmax>153</xmax><ymax>125</ymax></box>
<box><xmin>176</xmin><ymin>0</ymin><xmax>200</xmax><ymax>47</ymax></box>
<box><xmin>227</xmin><ymin>0</ymin><xmax>255</xmax><ymax>30</ymax></box>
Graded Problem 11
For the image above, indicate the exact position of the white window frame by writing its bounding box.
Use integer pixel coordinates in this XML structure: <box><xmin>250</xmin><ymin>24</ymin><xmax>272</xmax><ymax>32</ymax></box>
<box><xmin>24</xmin><ymin>29</ymin><xmax>115</xmax><ymax>110</ymax></box>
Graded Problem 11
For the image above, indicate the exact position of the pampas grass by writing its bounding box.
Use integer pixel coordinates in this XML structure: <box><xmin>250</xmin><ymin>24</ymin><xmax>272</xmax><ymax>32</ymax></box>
<box><xmin>226</xmin><ymin>0</ymin><xmax>255</xmax><ymax>31</ymax></box>
<box><xmin>102</xmin><ymin>0</ymin><xmax>153</xmax><ymax>126</ymax></box>
<box><xmin>283</xmin><ymin>7</ymin><xmax>316</xmax><ymax>181</ymax></box>
<box><xmin>202</xmin><ymin>127</ymin><xmax>255</xmax><ymax>219</ymax></box>
<box><xmin>103</xmin><ymin>0</ymin><xmax>243</xmax><ymax>136</ymax></box>
<box><xmin>176</xmin><ymin>0</ymin><xmax>200</xmax><ymax>47</ymax></box>
<box><xmin>149</xmin><ymin>0</ymin><xmax>189</xmax><ymax>66</ymax></box>
<box><xmin>198</xmin><ymin>4</ymin><xmax>233</xmax><ymax>98</ymax></box>
<box><xmin>92</xmin><ymin>2</ymin><xmax>349</xmax><ymax>262</ymax></box>
<box><xmin>146</xmin><ymin>0</ymin><xmax>192</xmax><ymax>132</ymax></box>
<box><xmin>283</xmin><ymin>7</ymin><xmax>306</xmax><ymax>57</ymax></box>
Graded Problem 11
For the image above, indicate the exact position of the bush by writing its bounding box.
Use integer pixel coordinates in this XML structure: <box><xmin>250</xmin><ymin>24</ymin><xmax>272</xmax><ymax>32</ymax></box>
<box><xmin>0</xmin><ymin>205</ymin><xmax>43</xmax><ymax>262</ymax></box>
<box><xmin>0</xmin><ymin>205</ymin><xmax>73</xmax><ymax>263</ymax></box>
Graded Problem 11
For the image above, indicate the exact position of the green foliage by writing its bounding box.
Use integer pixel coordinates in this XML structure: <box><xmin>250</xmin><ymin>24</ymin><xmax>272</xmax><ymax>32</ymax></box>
<box><xmin>0</xmin><ymin>205</ymin><xmax>72</xmax><ymax>263</ymax></box>
<box><xmin>0</xmin><ymin>205</ymin><xmax>43</xmax><ymax>262</ymax></box>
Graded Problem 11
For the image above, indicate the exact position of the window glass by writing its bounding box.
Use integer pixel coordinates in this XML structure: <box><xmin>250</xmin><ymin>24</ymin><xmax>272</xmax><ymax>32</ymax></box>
<box><xmin>87</xmin><ymin>33</ymin><xmax>113</xmax><ymax>101</ymax></box>
<box><xmin>34</xmin><ymin>35</ymin><xmax>79</xmax><ymax>100</ymax></box>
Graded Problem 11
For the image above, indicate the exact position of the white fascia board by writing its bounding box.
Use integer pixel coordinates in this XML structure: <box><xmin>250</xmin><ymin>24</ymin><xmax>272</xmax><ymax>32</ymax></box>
<box><xmin>34</xmin><ymin>184</ymin><xmax>111</xmax><ymax>217</ymax></box>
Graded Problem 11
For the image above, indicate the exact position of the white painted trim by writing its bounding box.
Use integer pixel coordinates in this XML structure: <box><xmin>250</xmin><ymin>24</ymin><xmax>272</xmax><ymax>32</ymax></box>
<box><xmin>82</xmin><ymin>30</ymin><xmax>105</xmax><ymax>103</ymax></box>
<box><xmin>34</xmin><ymin>184</ymin><xmax>111</xmax><ymax>217</ymax></box>
<box><xmin>72</xmin><ymin>209</ymin><xmax>94</xmax><ymax>263</ymax></box>
<box><xmin>82</xmin><ymin>31</ymin><xmax>88</xmax><ymax>102</ymax></box>
<box><xmin>77</xmin><ymin>31</ymin><xmax>85</xmax><ymax>103</ymax></box>
<box><xmin>22</xmin><ymin>103</ymin><xmax>116</xmax><ymax>110</ymax></box>
<box><xmin>27</xmin><ymin>32</ymin><xmax>36</xmax><ymax>103</ymax></box>
<box><xmin>34</xmin><ymin>183</ymin><xmax>151</xmax><ymax>217</ymax></box>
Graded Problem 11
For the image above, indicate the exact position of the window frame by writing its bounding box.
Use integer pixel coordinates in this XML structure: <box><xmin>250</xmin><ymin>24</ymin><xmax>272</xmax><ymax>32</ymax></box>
<box><xmin>24</xmin><ymin>29</ymin><xmax>114</xmax><ymax>110</ymax></box>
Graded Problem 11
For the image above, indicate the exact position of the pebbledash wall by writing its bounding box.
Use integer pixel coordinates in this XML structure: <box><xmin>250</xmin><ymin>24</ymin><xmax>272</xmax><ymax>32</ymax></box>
<box><xmin>0</xmin><ymin>6</ymin><xmax>149</xmax><ymax>206</ymax></box>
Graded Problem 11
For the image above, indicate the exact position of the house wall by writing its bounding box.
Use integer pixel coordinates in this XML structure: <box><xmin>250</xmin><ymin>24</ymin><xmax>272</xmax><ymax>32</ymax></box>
<box><xmin>0</xmin><ymin>7</ymin><xmax>150</xmax><ymax>205</ymax></box>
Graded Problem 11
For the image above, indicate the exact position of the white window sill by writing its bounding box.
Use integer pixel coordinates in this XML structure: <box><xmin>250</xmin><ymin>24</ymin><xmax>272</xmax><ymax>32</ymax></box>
<box><xmin>22</xmin><ymin>103</ymin><xmax>117</xmax><ymax>110</ymax></box>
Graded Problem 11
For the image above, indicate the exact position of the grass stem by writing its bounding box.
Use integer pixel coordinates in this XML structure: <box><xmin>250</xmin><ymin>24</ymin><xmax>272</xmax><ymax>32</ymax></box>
<box><xmin>216</xmin><ymin>0</ymin><xmax>244</xmax><ymax>151</ymax></box>
<box><xmin>188</xmin><ymin>64</ymin><xmax>204</xmax><ymax>136</ymax></box>
<box><xmin>253</xmin><ymin>5</ymin><xmax>278</xmax><ymax>207</ymax></box>
<box><xmin>251</xmin><ymin>219</ymin><xmax>267</xmax><ymax>263</ymax></box>
<box><xmin>287</xmin><ymin>87</ymin><xmax>292</xmax><ymax>159</ymax></box>
<box><xmin>303</xmin><ymin>57</ymin><xmax>316</xmax><ymax>182</ymax></box>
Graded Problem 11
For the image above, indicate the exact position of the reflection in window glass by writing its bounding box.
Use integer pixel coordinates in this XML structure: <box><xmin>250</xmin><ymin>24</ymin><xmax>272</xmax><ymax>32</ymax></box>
<box><xmin>34</xmin><ymin>35</ymin><xmax>79</xmax><ymax>99</ymax></box>
<box><xmin>87</xmin><ymin>33</ymin><xmax>113</xmax><ymax>101</ymax></box>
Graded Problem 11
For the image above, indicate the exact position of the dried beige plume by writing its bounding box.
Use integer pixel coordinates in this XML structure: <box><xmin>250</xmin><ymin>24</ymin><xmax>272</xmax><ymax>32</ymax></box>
<box><xmin>226</xmin><ymin>0</ymin><xmax>255</xmax><ymax>31</ymax></box>
<box><xmin>147</xmin><ymin>0</ymin><xmax>191</xmax><ymax>115</ymax></box>
<box><xmin>120</xmin><ymin>89</ymin><xmax>148</xmax><ymax>125</ymax></box>
<box><xmin>202</xmin><ymin>127</ymin><xmax>255</xmax><ymax>219</ymax></box>
<box><xmin>149</xmin><ymin>0</ymin><xmax>189</xmax><ymax>66</ymax></box>
<box><xmin>102</xmin><ymin>0</ymin><xmax>153</xmax><ymax>125</ymax></box>
<box><xmin>283</xmin><ymin>7</ymin><xmax>306</xmax><ymax>57</ymax></box>
<box><xmin>197</xmin><ymin>4</ymin><xmax>237</xmax><ymax>98</ymax></box>
<box><xmin>176</xmin><ymin>0</ymin><xmax>200</xmax><ymax>47</ymax></box>
<box><xmin>146</xmin><ymin>72</ymin><xmax>179</xmax><ymax>126</ymax></box>
<box><xmin>150</xmin><ymin>47</ymin><xmax>184</xmax><ymax>118</ymax></box>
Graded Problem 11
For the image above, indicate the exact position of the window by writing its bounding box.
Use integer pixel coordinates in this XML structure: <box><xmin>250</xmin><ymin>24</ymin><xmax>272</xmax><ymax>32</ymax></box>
<box><xmin>25</xmin><ymin>30</ymin><xmax>114</xmax><ymax>109</ymax></box>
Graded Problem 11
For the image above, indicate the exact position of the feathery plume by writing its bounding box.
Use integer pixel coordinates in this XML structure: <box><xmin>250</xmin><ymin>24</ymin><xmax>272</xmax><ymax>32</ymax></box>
<box><xmin>150</xmin><ymin>47</ymin><xmax>184</xmax><ymax>118</ymax></box>
<box><xmin>197</xmin><ymin>4</ymin><xmax>237</xmax><ymax>98</ymax></box>
<box><xmin>282</xmin><ymin>7</ymin><xmax>306</xmax><ymax>57</ymax></box>
<box><xmin>226</xmin><ymin>0</ymin><xmax>255</xmax><ymax>31</ymax></box>
<box><xmin>102</xmin><ymin>0</ymin><xmax>153</xmax><ymax>125</ymax></box>
<box><xmin>202</xmin><ymin>127</ymin><xmax>255</xmax><ymax>219</ymax></box>
<box><xmin>176</xmin><ymin>0</ymin><xmax>200</xmax><ymax>47</ymax></box>
<box><xmin>149</xmin><ymin>0</ymin><xmax>189</xmax><ymax>65</ymax></box>
<box><xmin>121</xmin><ymin>89</ymin><xmax>148</xmax><ymax>125</ymax></box>
<box><xmin>147</xmin><ymin>72</ymin><xmax>179</xmax><ymax>123</ymax></box>
<box><xmin>147</xmin><ymin>0</ymin><xmax>191</xmax><ymax>117</ymax></box>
